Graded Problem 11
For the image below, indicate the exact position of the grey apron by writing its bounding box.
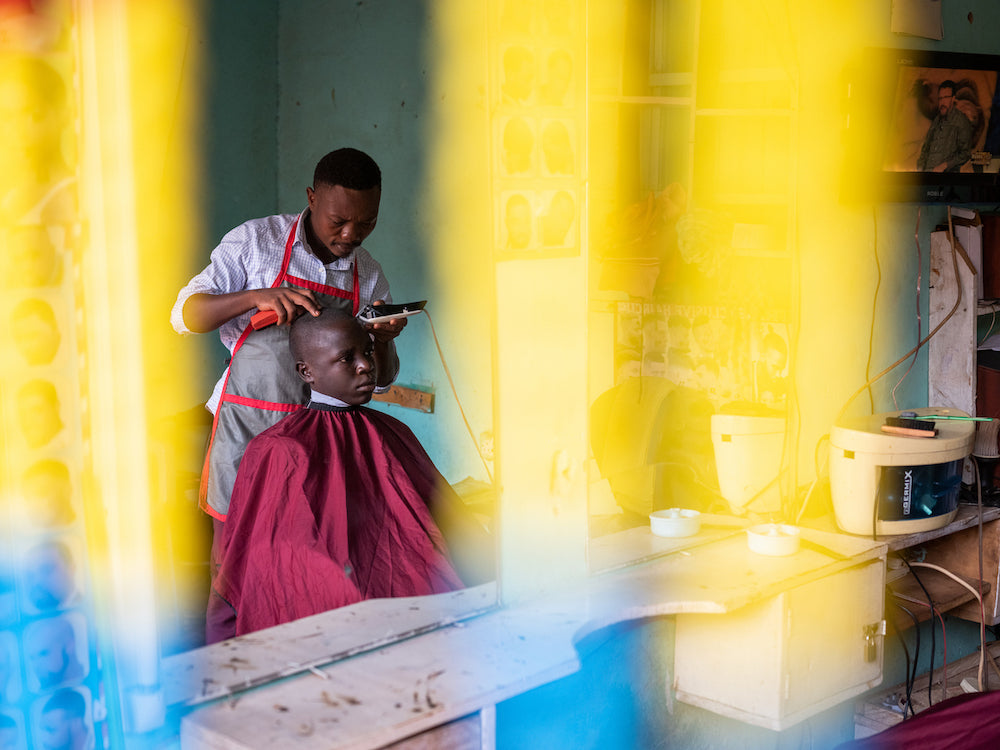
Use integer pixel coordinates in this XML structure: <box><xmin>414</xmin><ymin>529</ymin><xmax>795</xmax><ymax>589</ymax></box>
<box><xmin>200</xmin><ymin>217</ymin><xmax>360</xmax><ymax>518</ymax></box>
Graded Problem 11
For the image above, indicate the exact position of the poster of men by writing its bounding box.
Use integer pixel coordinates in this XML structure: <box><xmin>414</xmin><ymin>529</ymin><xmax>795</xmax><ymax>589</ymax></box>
<box><xmin>614</xmin><ymin>302</ymin><xmax>789</xmax><ymax>410</ymax></box>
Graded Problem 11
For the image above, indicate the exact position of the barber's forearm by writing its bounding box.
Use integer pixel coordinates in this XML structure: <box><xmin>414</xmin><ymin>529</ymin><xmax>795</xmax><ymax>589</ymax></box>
<box><xmin>374</xmin><ymin>340</ymin><xmax>399</xmax><ymax>386</ymax></box>
<box><xmin>182</xmin><ymin>292</ymin><xmax>259</xmax><ymax>333</ymax></box>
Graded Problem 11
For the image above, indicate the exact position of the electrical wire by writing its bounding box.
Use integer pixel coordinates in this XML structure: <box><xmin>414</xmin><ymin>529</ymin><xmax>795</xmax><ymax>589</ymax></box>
<box><xmin>421</xmin><ymin>309</ymin><xmax>494</xmax><ymax>484</ymax></box>
<box><xmin>837</xmin><ymin>207</ymin><xmax>966</xmax><ymax>423</ymax></box>
<box><xmin>901</xmin><ymin>557</ymin><xmax>936</xmax><ymax>706</ymax></box>
<box><xmin>935</xmin><ymin>608</ymin><xmax>949</xmax><ymax>699</ymax></box>
<box><xmin>866</xmin><ymin>206</ymin><xmax>881</xmax><ymax>414</ymax></box>
<box><xmin>892</xmin><ymin>614</ymin><xmax>913</xmax><ymax>713</ymax></box>
<box><xmin>893</xmin><ymin>601</ymin><xmax>920</xmax><ymax>718</ymax></box>
<box><xmin>909</xmin><ymin>561</ymin><xmax>986</xmax><ymax>692</ymax></box>
<box><xmin>907</xmin><ymin>598</ymin><xmax>949</xmax><ymax>701</ymax></box>
<box><xmin>975</xmin><ymin>455</ymin><xmax>987</xmax><ymax>690</ymax></box>
<box><xmin>794</xmin><ymin>433</ymin><xmax>829</xmax><ymax>523</ymax></box>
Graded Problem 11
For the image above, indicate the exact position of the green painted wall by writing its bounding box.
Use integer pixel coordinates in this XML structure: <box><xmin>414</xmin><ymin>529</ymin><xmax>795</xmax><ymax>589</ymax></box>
<box><xmin>185</xmin><ymin>0</ymin><xmax>489</xmax><ymax>483</ymax></box>
<box><xmin>200</xmin><ymin>0</ymin><xmax>279</xmax><ymax>241</ymax></box>
<box><xmin>273</xmin><ymin>0</ymin><xmax>488</xmax><ymax>484</ymax></box>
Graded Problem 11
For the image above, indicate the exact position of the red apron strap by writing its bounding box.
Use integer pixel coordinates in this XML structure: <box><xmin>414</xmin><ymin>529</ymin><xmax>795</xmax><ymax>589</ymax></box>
<box><xmin>220</xmin><ymin>394</ymin><xmax>305</xmax><ymax>412</ymax></box>
<box><xmin>285</xmin><ymin>255</ymin><xmax>360</xmax><ymax>313</ymax></box>
<box><xmin>273</xmin><ymin>216</ymin><xmax>299</xmax><ymax>286</ymax></box>
<box><xmin>351</xmin><ymin>261</ymin><xmax>360</xmax><ymax>315</ymax></box>
<box><xmin>199</xmin><ymin>218</ymin><xmax>300</xmax><ymax>512</ymax></box>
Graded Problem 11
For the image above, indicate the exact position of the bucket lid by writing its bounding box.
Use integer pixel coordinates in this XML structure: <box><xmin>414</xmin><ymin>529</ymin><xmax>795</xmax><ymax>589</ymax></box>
<box><xmin>830</xmin><ymin>407</ymin><xmax>975</xmax><ymax>458</ymax></box>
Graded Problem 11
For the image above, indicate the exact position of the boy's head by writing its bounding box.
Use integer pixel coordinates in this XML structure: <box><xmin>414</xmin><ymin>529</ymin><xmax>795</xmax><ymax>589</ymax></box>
<box><xmin>290</xmin><ymin>309</ymin><xmax>377</xmax><ymax>405</ymax></box>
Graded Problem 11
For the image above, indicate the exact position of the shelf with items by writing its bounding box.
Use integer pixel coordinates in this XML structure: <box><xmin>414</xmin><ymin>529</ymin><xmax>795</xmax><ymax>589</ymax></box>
<box><xmin>888</xmin><ymin>565</ymin><xmax>989</xmax><ymax>630</ymax></box>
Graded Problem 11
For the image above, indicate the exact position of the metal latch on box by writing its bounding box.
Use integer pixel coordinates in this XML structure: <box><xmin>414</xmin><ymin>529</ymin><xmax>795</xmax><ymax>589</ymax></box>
<box><xmin>864</xmin><ymin>621</ymin><xmax>886</xmax><ymax>663</ymax></box>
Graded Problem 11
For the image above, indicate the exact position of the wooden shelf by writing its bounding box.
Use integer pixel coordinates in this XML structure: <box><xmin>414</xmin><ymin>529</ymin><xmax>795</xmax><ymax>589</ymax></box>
<box><xmin>888</xmin><ymin>567</ymin><xmax>990</xmax><ymax>630</ymax></box>
<box><xmin>880</xmin><ymin>504</ymin><xmax>1000</xmax><ymax>552</ymax></box>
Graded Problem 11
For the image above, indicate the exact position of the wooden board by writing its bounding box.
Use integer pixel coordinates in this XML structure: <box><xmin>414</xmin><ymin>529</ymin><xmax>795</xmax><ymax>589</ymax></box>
<box><xmin>372</xmin><ymin>385</ymin><xmax>435</xmax><ymax>412</ymax></box>
<box><xmin>880</xmin><ymin>504</ymin><xmax>1000</xmax><ymax>551</ymax></box>
<box><xmin>919</xmin><ymin>516</ymin><xmax>1000</xmax><ymax>626</ymax></box>
<box><xmin>181</xmin><ymin>529</ymin><xmax>886</xmax><ymax>749</ymax></box>
<box><xmin>928</xmin><ymin>228</ymin><xmax>977</xmax><ymax>417</ymax></box>
<box><xmin>162</xmin><ymin>583</ymin><xmax>497</xmax><ymax>708</ymax></box>
<box><xmin>889</xmin><ymin>568</ymin><xmax>989</xmax><ymax>629</ymax></box>
<box><xmin>587</xmin><ymin>515</ymin><xmax>748</xmax><ymax>573</ymax></box>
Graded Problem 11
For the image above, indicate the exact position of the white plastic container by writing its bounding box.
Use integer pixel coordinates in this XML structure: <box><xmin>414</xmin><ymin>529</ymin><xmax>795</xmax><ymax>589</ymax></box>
<box><xmin>711</xmin><ymin>414</ymin><xmax>786</xmax><ymax>514</ymax></box>
<box><xmin>829</xmin><ymin>407</ymin><xmax>974</xmax><ymax>536</ymax></box>
<box><xmin>746</xmin><ymin>523</ymin><xmax>801</xmax><ymax>556</ymax></box>
<box><xmin>649</xmin><ymin>508</ymin><xmax>701</xmax><ymax>538</ymax></box>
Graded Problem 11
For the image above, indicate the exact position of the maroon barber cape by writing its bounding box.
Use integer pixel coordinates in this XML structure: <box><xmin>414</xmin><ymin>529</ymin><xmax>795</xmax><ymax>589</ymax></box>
<box><xmin>837</xmin><ymin>690</ymin><xmax>1000</xmax><ymax>750</ymax></box>
<box><xmin>214</xmin><ymin>404</ymin><xmax>472</xmax><ymax>638</ymax></box>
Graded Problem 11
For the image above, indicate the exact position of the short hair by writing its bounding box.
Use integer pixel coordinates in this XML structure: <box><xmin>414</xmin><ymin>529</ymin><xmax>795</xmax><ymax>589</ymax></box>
<box><xmin>42</xmin><ymin>688</ymin><xmax>86</xmax><ymax>719</ymax></box>
<box><xmin>288</xmin><ymin>307</ymin><xmax>358</xmax><ymax>363</ymax></box>
<box><xmin>939</xmin><ymin>79</ymin><xmax>956</xmax><ymax>94</ymax></box>
<box><xmin>313</xmin><ymin>148</ymin><xmax>381</xmax><ymax>191</ymax></box>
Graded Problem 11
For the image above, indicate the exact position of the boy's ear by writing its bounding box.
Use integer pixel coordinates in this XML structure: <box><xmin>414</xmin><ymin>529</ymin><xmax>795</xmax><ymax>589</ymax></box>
<box><xmin>295</xmin><ymin>361</ymin><xmax>313</xmax><ymax>384</ymax></box>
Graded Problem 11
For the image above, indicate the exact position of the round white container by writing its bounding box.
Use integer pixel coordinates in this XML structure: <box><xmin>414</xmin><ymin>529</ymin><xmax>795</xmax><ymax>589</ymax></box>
<box><xmin>746</xmin><ymin>523</ymin><xmax>800</xmax><ymax>556</ymax></box>
<box><xmin>649</xmin><ymin>508</ymin><xmax>701</xmax><ymax>538</ymax></box>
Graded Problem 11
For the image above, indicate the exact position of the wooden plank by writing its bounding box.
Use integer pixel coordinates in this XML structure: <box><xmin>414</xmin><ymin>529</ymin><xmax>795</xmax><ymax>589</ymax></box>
<box><xmin>928</xmin><ymin>228</ymin><xmax>976</xmax><ymax>416</ymax></box>
<box><xmin>588</xmin><ymin>514</ymin><xmax>881</xmax><ymax>574</ymax></box>
<box><xmin>181</xmin><ymin>530</ymin><xmax>886</xmax><ymax>749</ymax></box>
<box><xmin>372</xmin><ymin>385</ymin><xmax>435</xmax><ymax>412</ymax></box>
<box><xmin>922</xmin><ymin>517</ymin><xmax>1000</xmax><ymax>626</ymax></box>
<box><xmin>161</xmin><ymin>583</ymin><xmax>498</xmax><ymax>708</ymax></box>
<box><xmin>181</xmin><ymin>597</ymin><xmax>585</xmax><ymax>750</ymax></box>
<box><xmin>888</xmin><ymin>568</ymin><xmax>990</xmax><ymax>629</ymax></box>
<box><xmin>382</xmin><ymin>713</ymin><xmax>485</xmax><ymax>749</ymax></box>
<box><xmin>587</xmin><ymin>521</ymin><xmax>746</xmax><ymax>574</ymax></box>
<box><xmin>881</xmin><ymin>504</ymin><xmax>1000</xmax><ymax>551</ymax></box>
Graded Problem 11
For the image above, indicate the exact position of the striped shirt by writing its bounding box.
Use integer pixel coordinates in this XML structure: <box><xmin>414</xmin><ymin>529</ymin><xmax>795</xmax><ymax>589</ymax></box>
<box><xmin>171</xmin><ymin>209</ymin><xmax>392</xmax><ymax>412</ymax></box>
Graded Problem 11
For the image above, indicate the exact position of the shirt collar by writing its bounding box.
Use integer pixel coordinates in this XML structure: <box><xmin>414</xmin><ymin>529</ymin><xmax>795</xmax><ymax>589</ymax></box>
<box><xmin>309</xmin><ymin>390</ymin><xmax>353</xmax><ymax>408</ymax></box>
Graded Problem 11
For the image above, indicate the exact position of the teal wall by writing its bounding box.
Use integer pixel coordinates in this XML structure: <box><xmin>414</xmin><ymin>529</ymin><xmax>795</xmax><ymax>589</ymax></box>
<box><xmin>186</xmin><ymin>0</ymin><xmax>488</xmax><ymax>483</ymax></box>
<box><xmin>200</xmin><ymin>0</ymin><xmax>279</xmax><ymax>241</ymax></box>
<box><xmin>272</xmin><ymin>1</ymin><xmax>482</xmax><ymax>483</ymax></box>
<box><xmin>186</xmin><ymin>0</ymin><xmax>279</xmax><ymax>417</ymax></box>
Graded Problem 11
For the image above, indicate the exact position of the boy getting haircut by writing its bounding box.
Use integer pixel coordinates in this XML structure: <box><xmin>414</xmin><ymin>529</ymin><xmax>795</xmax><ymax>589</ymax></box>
<box><xmin>211</xmin><ymin>309</ymin><xmax>492</xmax><ymax>641</ymax></box>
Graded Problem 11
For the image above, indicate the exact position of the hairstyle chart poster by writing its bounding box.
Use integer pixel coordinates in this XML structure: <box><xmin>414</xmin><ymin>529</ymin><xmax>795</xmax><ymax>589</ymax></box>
<box><xmin>614</xmin><ymin>302</ymin><xmax>789</xmax><ymax>411</ymax></box>
<box><xmin>0</xmin><ymin>7</ymin><xmax>115</xmax><ymax>750</ymax></box>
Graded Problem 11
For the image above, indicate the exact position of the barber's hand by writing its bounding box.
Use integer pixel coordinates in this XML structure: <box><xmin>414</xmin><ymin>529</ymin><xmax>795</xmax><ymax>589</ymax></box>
<box><xmin>364</xmin><ymin>299</ymin><xmax>408</xmax><ymax>342</ymax></box>
<box><xmin>250</xmin><ymin>287</ymin><xmax>321</xmax><ymax>325</ymax></box>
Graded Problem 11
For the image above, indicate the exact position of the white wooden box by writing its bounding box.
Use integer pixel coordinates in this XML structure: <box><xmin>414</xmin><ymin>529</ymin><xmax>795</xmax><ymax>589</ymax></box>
<box><xmin>673</xmin><ymin>560</ymin><xmax>885</xmax><ymax>730</ymax></box>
